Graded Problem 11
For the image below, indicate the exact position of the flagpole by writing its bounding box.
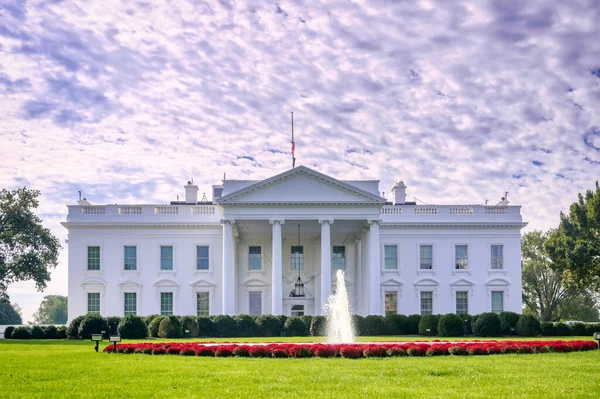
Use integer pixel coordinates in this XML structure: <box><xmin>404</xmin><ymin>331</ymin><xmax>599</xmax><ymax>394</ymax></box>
<box><xmin>291</xmin><ymin>111</ymin><xmax>296</xmax><ymax>168</ymax></box>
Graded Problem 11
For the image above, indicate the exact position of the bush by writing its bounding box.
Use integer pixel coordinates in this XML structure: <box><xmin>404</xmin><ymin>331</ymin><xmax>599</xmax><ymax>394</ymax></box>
<box><xmin>11</xmin><ymin>326</ymin><xmax>31</xmax><ymax>339</ymax></box>
<box><xmin>105</xmin><ymin>316</ymin><xmax>122</xmax><ymax>335</ymax></box>
<box><xmin>406</xmin><ymin>314</ymin><xmax>421</xmax><ymax>335</ymax></box>
<box><xmin>275</xmin><ymin>315</ymin><xmax>287</xmax><ymax>329</ymax></box>
<box><xmin>309</xmin><ymin>315</ymin><xmax>327</xmax><ymax>336</ymax></box>
<box><xmin>515</xmin><ymin>315</ymin><xmax>541</xmax><ymax>337</ymax></box>
<box><xmin>418</xmin><ymin>315</ymin><xmax>439</xmax><ymax>335</ymax></box>
<box><xmin>196</xmin><ymin>316</ymin><xmax>214</xmax><ymax>337</ymax></box>
<box><xmin>570</xmin><ymin>323</ymin><xmax>587</xmax><ymax>336</ymax></box>
<box><xmin>43</xmin><ymin>325</ymin><xmax>58</xmax><ymax>339</ymax></box>
<box><xmin>300</xmin><ymin>315</ymin><xmax>313</xmax><ymax>332</ymax></box>
<box><xmin>256</xmin><ymin>315</ymin><xmax>281</xmax><ymax>337</ymax></box>
<box><xmin>180</xmin><ymin>316</ymin><xmax>199</xmax><ymax>337</ymax></box>
<box><xmin>438</xmin><ymin>314</ymin><xmax>465</xmax><ymax>337</ymax></box>
<box><xmin>57</xmin><ymin>326</ymin><xmax>67</xmax><ymax>339</ymax></box>
<box><xmin>67</xmin><ymin>316</ymin><xmax>85</xmax><ymax>339</ymax></box>
<box><xmin>384</xmin><ymin>314</ymin><xmax>407</xmax><ymax>335</ymax></box>
<box><xmin>145</xmin><ymin>315</ymin><xmax>160</xmax><ymax>326</ymax></box>
<box><xmin>148</xmin><ymin>316</ymin><xmax>165</xmax><ymax>338</ymax></box>
<box><xmin>473</xmin><ymin>312</ymin><xmax>502</xmax><ymax>337</ymax></box>
<box><xmin>3</xmin><ymin>326</ymin><xmax>15</xmax><ymax>339</ymax></box>
<box><xmin>351</xmin><ymin>315</ymin><xmax>365</xmax><ymax>336</ymax></box>
<box><xmin>235</xmin><ymin>314</ymin><xmax>258</xmax><ymax>337</ymax></box>
<box><xmin>118</xmin><ymin>316</ymin><xmax>149</xmax><ymax>339</ymax></box>
<box><xmin>363</xmin><ymin>315</ymin><xmax>384</xmax><ymax>336</ymax></box>
<box><xmin>213</xmin><ymin>315</ymin><xmax>237</xmax><ymax>337</ymax></box>
<box><xmin>30</xmin><ymin>325</ymin><xmax>45</xmax><ymax>339</ymax></box>
<box><xmin>555</xmin><ymin>322</ymin><xmax>570</xmax><ymax>336</ymax></box>
<box><xmin>541</xmin><ymin>322</ymin><xmax>556</xmax><ymax>336</ymax></box>
<box><xmin>158</xmin><ymin>316</ymin><xmax>182</xmax><ymax>338</ymax></box>
<box><xmin>284</xmin><ymin>317</ymin><xmax>308</xmax><ymax>336</ymax></box>
<box><xmin>78</xmin><ymin>314</ymin><xmax>108</xmax><ymax>340</ymax></box>
<box><xmin>585</xmin><ymin>323</ymin><xmax>600</xmax><ymax>336</ymax></box>
<box><xmin>499</xmin><ymin>311</ymin><xmax>520</xmax><ymax>335</ymax></box>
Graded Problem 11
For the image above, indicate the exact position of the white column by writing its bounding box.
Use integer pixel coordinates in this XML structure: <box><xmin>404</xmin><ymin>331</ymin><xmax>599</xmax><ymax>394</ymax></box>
<box><xmin>368</xmin><ymin>219</ymin><xmax>381</xmax><ymax>315</ymax></box>
<box><xmin>319</xmin><ymin>219</ymin><xmax>333</xmax><ymax>315</ymax></box>
<box><xmin>221</xmin><ymin>219</ymin><xmax>235</xmax><ymax>315</ymax></box>
<box><xmin>355</xmin><ymin>237</ymin><xmax>362</xmax><ymax>315</ymax></box>
<box><xmin>270</xmin><ymin>219</ymin><xmax>284</xmax><ymax>315</ymax></box>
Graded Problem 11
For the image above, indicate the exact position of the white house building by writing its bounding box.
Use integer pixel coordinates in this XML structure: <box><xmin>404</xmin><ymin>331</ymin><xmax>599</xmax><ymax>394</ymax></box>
<box><xmin>62</xmin><ymin>166</ymin><xmax>526</xmax><ymax>321</ymax></box>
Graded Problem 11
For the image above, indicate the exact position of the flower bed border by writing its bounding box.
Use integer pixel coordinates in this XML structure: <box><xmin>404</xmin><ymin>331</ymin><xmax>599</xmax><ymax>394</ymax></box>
<box><xmin>103</xmin><ymin>340</ymin><xmax>597</xmax><ymax>358</ymax></box>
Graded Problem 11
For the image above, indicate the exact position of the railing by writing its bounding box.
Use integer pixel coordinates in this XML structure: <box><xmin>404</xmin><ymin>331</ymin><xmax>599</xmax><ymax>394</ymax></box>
<box><xmin>450</xmin><ymin>206</ymin><xmax>473</xmax><ymax>215</ymax></box>
<box><xmin>191</xmin><ymin>206</ymin><xmax>215</xmax><ymax>214</ymax></box>
<box><xmin>381</xmin><ymin>205</ymin><xmax>520</xmax><ymax>217</ymax></box>
<box><xmin>381</xmin><ymin>206</ymin><xmax>402</xmax><ymax>215</ymax></box>
<box><xmin>155</xmin><ymin>206</ymin><xmax>179</xmax><ymax>215</ymax></box>
<box><xmin>81</xmin><ymin>206</ymin><xmax>105</xmax><ymax>214</ymax></box>
<box><xmin>415</xmin><ymin>206</ymin><xmax>438</xmax><ymax>215</ymax></box>
<box><xmin>118</xmin><ymin>206</ymin><xmax>142</xmax><ymax>215</ymax></box>
<box><xmin>485</xmin><ymin>206</ymin><xmax>508</xmax><ymax>214</ymax></box>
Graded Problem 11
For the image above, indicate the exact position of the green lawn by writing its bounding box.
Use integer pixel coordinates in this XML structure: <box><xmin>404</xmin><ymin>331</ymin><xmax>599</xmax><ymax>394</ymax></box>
<box><xmin>1</xmin><ymin>338</ymin><xmax>599</xmax><ymax>398</ymax></box>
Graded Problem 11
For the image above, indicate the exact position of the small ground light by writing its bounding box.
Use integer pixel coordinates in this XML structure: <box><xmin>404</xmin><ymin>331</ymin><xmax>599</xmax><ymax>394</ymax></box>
<box><xmin>184</xmin><ymin>329</ymin><xmax>190</xmax><ymax>338</ymax></box>
<box><xmin>91</xmin><ymin>334</ymin><xmax>103</xmax><ymax>352</ymax></box>
<box><xmin>594</xmin><ymin>332</ymin><xmax>600</xmax><ymax>349</ymax></box>
<box><xmin>109</xmin><ymin>334</ymin><xmax>121</xmax><ymax>352</ymax></box>
<box><xmin>426</xmin><ymin>328</ymin><xmax>431</xmax><ymax>337</ymax></box>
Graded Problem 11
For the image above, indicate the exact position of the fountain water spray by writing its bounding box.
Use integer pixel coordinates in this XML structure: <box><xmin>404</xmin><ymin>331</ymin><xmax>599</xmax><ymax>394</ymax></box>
<box><xmin>325</xmin><ymin>269</ymin><xmax>355</xmax><ymax>343</ymax></box>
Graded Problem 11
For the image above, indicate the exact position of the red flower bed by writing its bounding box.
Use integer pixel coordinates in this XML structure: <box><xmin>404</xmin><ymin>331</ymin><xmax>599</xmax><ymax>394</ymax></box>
<box><xmin>103</xmin><ymin>340</ymin><xmax>597</xmax><ymax>359</ymax></box>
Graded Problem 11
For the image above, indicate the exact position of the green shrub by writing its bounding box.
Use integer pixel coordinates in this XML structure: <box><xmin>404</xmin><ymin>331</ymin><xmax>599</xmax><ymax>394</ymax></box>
<box><xmin>499</xmin><ymin>311</ymin><xmax>520</xmax><ymax>335</ymax></box>
<box><xmin>256</xmin><ymin>315</ymin><xmax>282</xmax><ymax>337</ymax></box>
<box><xmin>363</xmin><ymin>315</ymin><xmax>385</xmax><ymax>336</ymax></box>
<box><xmin>352</xmin><ymin>315</ymin><xmax>365</xmax><ymax>336</ymax></box>
<box><xmin>309</xmin><ymin>316</ymin><xmax>327</xmax><ymax>336</ymax></box>
<box><xmin>585</xmin><ymin>323</ymin><xmax>600</xmax><ymax>336</ymax></box>
<box><xmin>43</xmin><ymin>325</ymin><xmax>58</xmax><ymax>339</ymax></box>
<box><xmin>67</xmin><ymin>316</ymin><xmax>85</xmax><ymax>339</ymax></box>
<box><xmin>515</xmin><ymin>315</ymin><xmax>541</xmax><ymax>337</ymax></box>
<box><xmin>473</xmin><ymin>312</ymin><xmax>502</xmax><ymax>337</ymax></box>
<box><xmin>284</xmin><ymin>317</ymin><xmax>308</xmax><ymax>336</ymax></box>
<box><xmin>180</xmin><ymin>316</ymin><xmax>199</xmax><ymax>337</ymax></box>
<box><xmin>541</xmin><ymin>322</ymin><xmax>556</xmax><ymax>336</ymax></box>
<box><xmin>438</xmin><ymin>314</ymin><xmax>465</xmax><ymax>337</ymax></box>
<box><xmin>104</xmin><ymin>316</ymin><xmax>122</xmax><ymax>335</ymax></box>
<box><xmin>406</xmin><ymin>314</ymin><xmax>421</xmax><ymax>335</ymax></box>
<box><xmin>158</xmin><ymin>315</ymin><xmax>182</xmax><ymax>338</ymax></box>
<box><xmin>148</xmin><ymin>316</ymin><xmax>165</xmax><ymax>338</ymax></box>
<box><xmin>418</xmin><ymin>315</ymin><xmax>440</xmax><ymax>335</ymax></box>
<box><xmin>78</xmin><ymin>314</ymin><xmax>108</xmax><ymax>340</ymax></box>
<box><xmin>555</xmin><ymin>322</ymin><xmax>570</xmax><ymax>336</ymax></box>
<box><xmin>570</xmin><ymin>323</ymin><xmax>587</xmax><ymax>336</ymax></box>
<box><xmin>57</xmin><ymin>326</ymin><xmax>67</xmax><ymax>339</ymax></box>
<box><xmin>118</xmin><ymin>316</ymin><xmax>149</xmax><ymax>339</ymax></box>
<box><xmin>235</xmin><ymin>314</ymin><xmax>258</xmax><ymax>337</ymax></box>
<box><xmin>213</xmin><ymin>315</ymin><xmax>237</xmax><ymax>337</ymax></box>
<box><xmin>145</xmin><ymin>314</ymin><xmax>160</xmax><ymax>326</ymax></box>
<box><xmin>3</xmin><ymin>326</ymin><xmax>15</xmax><ymax>339</ymax></box>
<box><xmin>300</xmin><ymin>316</ymin><xmax>313</xmax><ymax>332</ymax></box>
<box><xmin>275</xmin><ymin>315</ymin><xmax>287</xmax><ymax>328</ymax></box>
<box><xmin>196</xmin><ymin>316</ymin><xmax>214</xmax><ymax>337</ymax></box>
<box><xmin>384</xmin><ymin>314</ymin><xmax>407</xmax><ymax>335</ymax></box>
<box><xmin>11</xmin><ymin>326</ymin><xmax>31</xmax><ymax>339</ymax></box>
<box><xmin>30</xmin><ymin>325</ymin><xmax>44</xmax><ymax>339</ymax></box>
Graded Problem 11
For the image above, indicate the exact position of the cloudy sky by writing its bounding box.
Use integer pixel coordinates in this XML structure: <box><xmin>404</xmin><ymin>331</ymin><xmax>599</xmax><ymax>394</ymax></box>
<box><xmin>1</xmin><ymin>0</ymin><xmax>599</xmax><ymax>322</ymax></box>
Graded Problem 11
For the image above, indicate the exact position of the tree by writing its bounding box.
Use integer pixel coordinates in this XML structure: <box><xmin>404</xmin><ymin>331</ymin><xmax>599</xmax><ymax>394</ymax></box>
<box><xmin>522</xmin><ymin>231</ymin><xmax>592</xmax><ymax>322</ymax></box>
<box><xmin>0</xmin><ymin>300</ymin><xmax>23</xmax><ymax>324</ymax></box>
<box><xmin>545</xmin><ymin>182</ymin><xmax>600</xmax><ymax>290</ymax></box>
<box><xmin>0</xmin><ymin>188</ymin><xmax>60</xmax><ymax>302</ymax></box>
<box><xmin>32</xmin><ymin>295</ymin><xmax>68</xmax><ymax>324</ymax></box>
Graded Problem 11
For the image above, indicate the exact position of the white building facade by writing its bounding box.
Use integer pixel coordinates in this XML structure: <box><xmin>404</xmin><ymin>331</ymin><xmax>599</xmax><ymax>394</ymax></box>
<box><xmin>63</xmin><ymin>166</ymin><xmax>526</xmax><ymax>321</ymax></box>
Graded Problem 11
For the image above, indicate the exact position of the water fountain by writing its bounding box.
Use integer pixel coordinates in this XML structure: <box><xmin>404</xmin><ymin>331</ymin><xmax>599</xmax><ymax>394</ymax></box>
<box><xmin>325</xmin><ymin>269</ymin><xmax>355</xmax><ymax>343</ymax></box>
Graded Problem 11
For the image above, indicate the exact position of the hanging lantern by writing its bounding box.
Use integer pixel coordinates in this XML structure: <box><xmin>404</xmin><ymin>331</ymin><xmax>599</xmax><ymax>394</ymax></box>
<box><xmin>292</xmin><ymin>224</ymin><xmax>305</xmax><ymax>297</ymax></box>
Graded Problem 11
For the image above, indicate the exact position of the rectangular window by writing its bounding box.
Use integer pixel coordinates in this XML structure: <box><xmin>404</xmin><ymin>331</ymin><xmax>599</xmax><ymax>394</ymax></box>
<box><xmin>160</xmin><ymin>292</ymin><xmax>173</xmax><ymax>316</ymax></box>
<box><xmin>124</xmin><ymin>246</ymin><xmax>137</xmax><ymax>271</ymax></box>
<box><xmin>87</xmin><ymin>292</ymin><xmax>100</xmax><ymax>314</ymax></box>
<box><xmin>491</xmin><ymin>291</ymin><xmax>504</xmax><ymax>313</ymax></box>
<box><xmin>420</xmin><ymin>245</ymin><xmax>433</xmax><ymax>270</ymax></box>
<box><xmin>249</xmin><ymin>291</ymin><xmax>262</xmax><ymax>316</ymax></box>
<box><xmin>456</xmin><ymin>291</ymin><xmax>468</xmax><ymax>315</ymax></box>
<box><xmin>196</xmin><ymin>246</ymin><xmax>209</xmax><ymax>270</ymax></box>
<box><xmin>291</xmin><ymin>246</ymin><xmax>304</xmax><ymax>271</ymax></box>
<box><xmin>124</xmin><ymin>292</ymin><xmax>137</xmax><ymax>316</ymax></box>
<box><xmin>385</xmin><ymin>291</ymin><xmax>398</xmax><ymax>316</ymax></box>
<box><xmin>455</xmin><ymin>245</ymin><xmax>468</xmax><ymax>270</ymax></box>
<box><xmin>160</xmin><ymin>246</ymin><xmax>173</xmax><ymax>270</ymax></box>
<box><xmin>248</xmin><ymin>246</ymin><xmax>261</xmax><ymax>270</ymax></box>
<box><xmin>384</xmin><ymin>245</ymin><xmax>398</xmax><ymax>270</ymax></box>
<box><xmin>491</xmin><ymin>245</ymin><xmax>504</xmax><ymax>269</ymax></box>
<box><xmin>420</xmin><ymin>291</ymin><xmax>433</xmax><ymax>316</ymax></box>
<box><xmin>87</xmin><ymin>246</ymin><xmax>100</xmax><ymax>270</ymax></box>
<box><xmin>291</xmin><ymin>305</ymin><xmax>304</xmax><ymax>317</ymax></box>
<box><xmin>196</xmin><ymin>292</ymin><xmax>209</xmax><ymax>317</ymax></box>
<box><xmin>333</xmin><ymin>246</ymin><xmax>346</xmax><ymax>270</ymax></box>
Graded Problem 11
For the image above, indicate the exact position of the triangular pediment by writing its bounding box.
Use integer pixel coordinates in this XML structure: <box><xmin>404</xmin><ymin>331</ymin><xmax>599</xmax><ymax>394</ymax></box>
<box><xmin>217</xmin><ymin>166</ymin><xmax>385</xmax><ymax>205</ymax></box>
<box><xmin>450</xmin><ymin>278</ymin><xmax>475</xmax><ymax>287</ymax></box>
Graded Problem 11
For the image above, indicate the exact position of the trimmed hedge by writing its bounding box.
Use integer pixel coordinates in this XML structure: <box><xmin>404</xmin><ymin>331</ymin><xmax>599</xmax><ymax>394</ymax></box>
<box><xmin>44</xmin><ymin>325</ymin><xmax>58</xmax><ymax>339</ymax></box>
<box><xmin>516</xmin><ymin>315</ymin><xmax>541</xmax><ymax>337</ymax></box>
<box><xmin>105</xmin><ymin>316</ymin><xmax>122</xmax><ymax>335</ymax></box>
<box><xmin>284</xmin><ymin>317</ymin><xmax>308</xmax><ymax>336</ymax></box>
<box><xmin>158</xmin><ymin>315</ymin><xmax>182</xmax><ymax>338</ymax></box>
<box><xmin>352</xmin><ymin>315</ymin><xmax>365</xmax><ymax>336</ymax></box>
<box><xmin>406</xmin><ymin>314</ymin><xmax>421</xmax><ymax>335</ymax></box>
<box><xmin>363</xmin><ymin>315</ymin><xmax>384</xmax><ymax>336</ymax></box>
<box><xmin>67</xmin><ymin>315</ymin><xmax>85</xmax><ymax>339</ymax></box>
<box><xmin>78</xmin><ymin>314</ymin><xmax>108</xmax><ymax>339</ymax></box>
<box><xmin>235</xmin><ymin>314</ymin><xmax>257</xmax><ymax>337</ymax></box>
<box><xmin>213</xmin><ymin>315</ymin><xmax>237</xmax><ymax>337</ymax></box>
<box><xmin>148</xmin><ymin>316</ymin><xmax>165</xmax><ymax>338</ymax></box>
<box><xmin>473</xmin><ymin>313</ymin><xmax>502</xmax><ymax>337</ymax></box>
<box><xmin>11</xmin><ymin>326</ymin><xmax>31</xmax><ymax>339</ymax></box>
<box><xmin>196</xmin><ymin>316</ymin><xmax>214</xmax><ymax>337</ymax></box>
<box><xmin>3</xmin><ymin>326</ymin><xmax>15</xmax><ymax>339</ymax></box>
<box><xmin>180</xmin><ymin>316</ymin><xmax>199</xmax><ymax>337</ymax></box>
<box><xmin>309</xmin><ymin>316</ymin><xmax>327</xmax><ymax>337</ymax></box>
<box><xmin>499</xmin><ymin>311</ymin><xmax>520</xmax><ymax>335</ymax></box>
<box><xmin>541</xmin><ymin>322</ymin><xmax>556</xmax><ymax>336</ymax></box>
<box><xmin>118</xmin><ymin>316</ymin><xmax>149</xmax><ymax>339</ymax></box>
<box><xmin>418</xmin><ymin>315</ymin><xmax>440</xmax><ymax>335</ymax></box>
<box><xmin>555</xmin><ymin>323</ymin><xmax>570</xmax><ymax>336</ymax></box>
<box><xmin>30</xmin><ymin>325</ymin><xmax>45</xmax><ymax>339</ymax></box>
<box><xmin>438</xmin><ymin>314</ymin><xmax>464</xmax><ymax>337</ymax></box>
<box><xmin>384</xmin><ymin>314</ymin><xmax>408</xmax><ymax>335</ymax></box>
<box><xmin>254</xmin><ymin>315</ymin><xmax>280</xmax><ymax>337</ymax></box>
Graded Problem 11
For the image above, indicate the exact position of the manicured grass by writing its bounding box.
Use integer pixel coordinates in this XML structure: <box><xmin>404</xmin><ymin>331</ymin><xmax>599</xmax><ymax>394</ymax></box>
<box><xmin>1</xmin><ymin>338</ymin><xmax>598</xmax><ymax>398</ymax></box>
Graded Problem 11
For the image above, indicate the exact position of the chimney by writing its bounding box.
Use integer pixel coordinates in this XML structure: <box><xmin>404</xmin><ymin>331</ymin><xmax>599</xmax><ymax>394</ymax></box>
<box><xmin>391</xmin><ymin>181</ymin><xmax>407</xmax><ymax>205</ymax></box>
<box><xmin>184</xmin><ymin>181</ymin><xmax>199</xmax><ymax>204</ymax></box>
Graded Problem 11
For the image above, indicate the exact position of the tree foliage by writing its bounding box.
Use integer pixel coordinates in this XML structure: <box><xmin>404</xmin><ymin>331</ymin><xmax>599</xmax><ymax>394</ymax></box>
<box><xmin>0</xmin><ymin>188</ymin><xmax>60</xmax><ymax>301</ymax></box>
<box><xmin>545</xmin><ymin>182</ymin><xmax>600</xmax><ymax>289</ymax></box>
<box><xmin>32</xmin><ymin>295</ymin><xmax>68</xmax><ymax>324</ymax></box>
<box><xmin>0</xmin><ymin>301</ymin><xmax>23</xmax><ymax>324</ymax></box>
<box><xmin>522</xmin><ymin>231</ymin><xmax>592</xmax><ymax>322</ymax></box>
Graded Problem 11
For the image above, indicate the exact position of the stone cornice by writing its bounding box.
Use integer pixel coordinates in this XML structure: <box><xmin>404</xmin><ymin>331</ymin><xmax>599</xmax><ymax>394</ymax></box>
<box><xmin>61</xmin><ymin>222</ymin><xmax>221</xmax><ymax>229</ymax></box>
<box><xmin>218</xmin><ymin>201</ymin><xmax>383</xmax><ymax>207</ymax></box>
<box><xmin>380</xmin><ymin>223</ymin><xmax>528</xmax><ymax>229</ymax></box>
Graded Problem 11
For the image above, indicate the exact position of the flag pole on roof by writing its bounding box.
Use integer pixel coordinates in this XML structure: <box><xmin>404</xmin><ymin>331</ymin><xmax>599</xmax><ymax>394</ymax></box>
<box><xmin>291</xmin><ymin>111</ymin><xmax>296</xmax><ymax>168</ymax></box>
